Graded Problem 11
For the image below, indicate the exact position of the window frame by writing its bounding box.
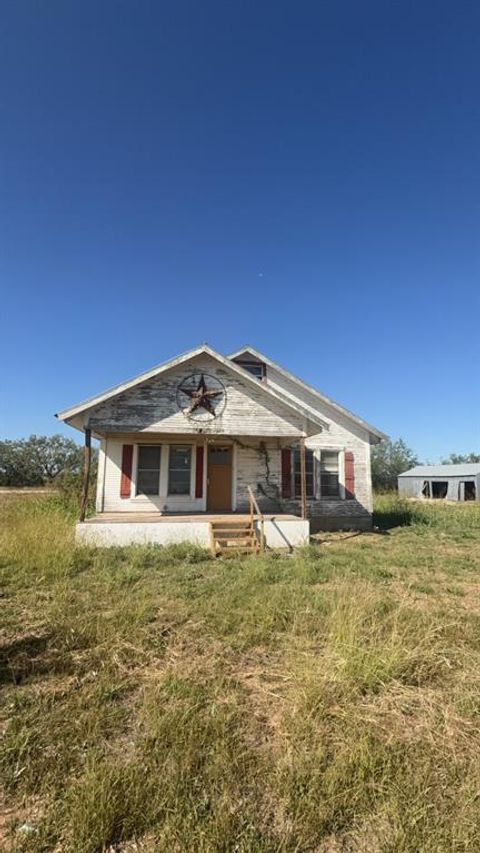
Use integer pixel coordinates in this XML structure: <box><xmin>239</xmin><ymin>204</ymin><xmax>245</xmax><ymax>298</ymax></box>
<box><xmin>132</xmin><ymin>443</ymin><xmax>199</xmax><ymax>501</ymax></box>
<box><xmin>319</xmin><ymin>450</ymin><xmax>341</xmax><ymax>500</ymax></box>
<box><xmin>235</xmin><ymin>360</ymin><xmax>266</xmax><ymax>381</ymax></box>
<box><xmin>135</xmin><ymin>443</ymin><xmax>162</xmax><ymax>497</ymax></box>
<box><xmin>292</xmin><ymin>447</ymin><xmax>315</xmax><ymax>499</ymax></box>
<box><xmin>290</xmin><ymin>447</ymin><xmax>345</xmax><ymax>501</ymax></box>
<box><xmin>167</xmin><ymin>445</ymin><xmax>193</xmax><ymax>497</ymax></box>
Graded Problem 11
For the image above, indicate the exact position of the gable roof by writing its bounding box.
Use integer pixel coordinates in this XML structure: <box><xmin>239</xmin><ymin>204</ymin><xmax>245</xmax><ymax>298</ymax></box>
<box><xmin>229</xmin><ymin>346</ymin><xmax>387</xmax><ymax>442</ymax></box>
<box><xmin>56</xmin><ymin>344</ymin><xmax>328</xmax><ymax>432</ymax></box>
<box><xmin>399</xmin><ymin>463</ymin><xmax>480</xmax><ymax>478</ymax></box>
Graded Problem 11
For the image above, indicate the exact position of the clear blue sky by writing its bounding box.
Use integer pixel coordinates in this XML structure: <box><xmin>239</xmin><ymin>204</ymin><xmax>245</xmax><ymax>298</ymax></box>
<box><xmin>1</xmin><ymin>1</ymin><xmax>479</xmax><ymax>461</ymax></box>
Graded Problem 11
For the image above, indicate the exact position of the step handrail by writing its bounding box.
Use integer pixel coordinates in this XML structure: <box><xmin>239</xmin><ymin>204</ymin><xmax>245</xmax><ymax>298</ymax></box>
<box><xmin>247</xmin><ymin>485</ymin><xmax>265</xmax><ymax>552</ymax></box>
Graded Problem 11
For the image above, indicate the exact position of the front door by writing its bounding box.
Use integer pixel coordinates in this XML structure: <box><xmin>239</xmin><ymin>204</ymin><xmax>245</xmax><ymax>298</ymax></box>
<box><xmin>207</xmin><ymin>446</ymin><xmax>233</xmax><ymax>511</ymax></box>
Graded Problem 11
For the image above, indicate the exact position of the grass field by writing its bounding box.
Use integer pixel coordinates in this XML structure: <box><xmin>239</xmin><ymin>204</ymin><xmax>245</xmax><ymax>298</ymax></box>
<box><xmin>2</xmin><ymin>494</ymin><xmax>480</xmax><ymax>852</ymax></box>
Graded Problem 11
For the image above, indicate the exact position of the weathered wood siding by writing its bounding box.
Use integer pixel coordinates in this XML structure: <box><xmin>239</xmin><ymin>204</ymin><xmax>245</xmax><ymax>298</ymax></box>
<box><xmin>94</xmin><ymin>352</ymin><xmax>374</xmax><ymax>528</ymax></box>
<box><xmin>263</xmin><ymin>364</ymin><xmax>373</xmax><ymax>527</ymax></box>
<box><xmin>102</xmin><ymin>438</ymin><xmax>205</xmax><ymax>513</ymax></box>
<box><xmin>101</xmin><ymin>432</ymin><xmax>372</xmax><ymax>527</ymax></box>
<box><xmin>102</xmin><ymin>436</ymin><xmax>280</xmax><ymax>514</ymax></box>
<box><xmin>88</xmin><ymin>355</ymin><xmax>307</xmax><ymax>438</ymax></box>
<box><xmin>235</xmin><ymin>441</ymin><xmax>282</xmax><ymax>512</ymax></box>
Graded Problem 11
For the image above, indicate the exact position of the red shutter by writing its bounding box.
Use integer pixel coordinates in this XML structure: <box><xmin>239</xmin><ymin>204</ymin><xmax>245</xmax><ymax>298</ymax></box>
<box><xmin>120</xmin><ymin>444</ymin><xmax>133</xmax><ymax>499</ymax></box>
<box><xmin>195</xmin><ymin>446</ymin><xmax>204</xmax><ymax>498</ymax></box>
<box><xmin>345</xmin><ymin>451</ymin><xmax>355</xmax><ymax>499</ymax></box>
<box><xmin>281</xmin><ymin>448</ymin><xmax>292</xmax><ymax>498</ymax></box>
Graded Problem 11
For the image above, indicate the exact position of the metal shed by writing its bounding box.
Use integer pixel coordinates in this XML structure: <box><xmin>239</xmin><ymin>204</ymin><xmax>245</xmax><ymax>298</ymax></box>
<box><xmin>398</xmin><ymin>464</ymin><xmax>480</xmax><ymax>502</ymax></box>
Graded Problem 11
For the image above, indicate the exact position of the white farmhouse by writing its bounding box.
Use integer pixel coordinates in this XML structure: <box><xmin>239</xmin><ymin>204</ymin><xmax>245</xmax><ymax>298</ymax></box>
<box><xmin>57</xmin><ymin>345</ymin><xmax>385</xmax><ymax>552</ymax></box>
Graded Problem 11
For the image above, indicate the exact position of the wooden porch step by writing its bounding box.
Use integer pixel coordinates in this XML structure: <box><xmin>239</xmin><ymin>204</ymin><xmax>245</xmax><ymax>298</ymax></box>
<box><xmin>214</xmin><ymin>535</ymin><xmax>257</xmax><ymax>545</ymax></box>
<box><xmin>209</xmin><ymin>500</ymin><xmax>266</xmax><ymax>555</ymax></box>
<box><xmin>213</xmin><ymin>529</ymin><xmax>254</xmax><ymax>538</ymax></box>
<box><xmin>212</xmin><ymin>525</ymin><xmax>253</xmax><ymax>532</ymax></box>
<box><xmin>209</xmin><ymin>520</ymin><xmax>259</xmax><ymax>556</ymax></box>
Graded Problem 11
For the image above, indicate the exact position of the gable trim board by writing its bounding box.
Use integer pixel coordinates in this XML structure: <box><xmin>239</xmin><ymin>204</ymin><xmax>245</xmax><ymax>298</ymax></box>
<box><xmin>56</xmin><ymin>345</ymin><xmax>327</xmax><ymax>436</ymax></box>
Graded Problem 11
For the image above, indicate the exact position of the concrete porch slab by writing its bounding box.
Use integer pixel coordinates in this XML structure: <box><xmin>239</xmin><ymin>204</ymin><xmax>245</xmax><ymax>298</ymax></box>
<box><xmin>76</xmin><ymin>516</ymin><xmax>310</xmax><ymax>550</ymax></box>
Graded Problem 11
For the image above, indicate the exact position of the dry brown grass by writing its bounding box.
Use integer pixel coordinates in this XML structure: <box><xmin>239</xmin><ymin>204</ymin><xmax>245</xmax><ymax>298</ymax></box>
<box><xmin>2</xmin><ymin>493</ymin><xmax>480</xmax><ymax>851</ymax></box>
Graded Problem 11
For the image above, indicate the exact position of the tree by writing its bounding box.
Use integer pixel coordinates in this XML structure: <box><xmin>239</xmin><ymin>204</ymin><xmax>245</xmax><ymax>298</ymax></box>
<box><xmin>0</xmin><ymin>434</ymin><xmax>86</xmax><ymax>486</ymax></box>
<box><xmin>441</xmin><ymin>452</ymin><xmax>480</xmax><ymax>464</ymax></box>
<box><xmin>371</xmin><ymin>438</ymin><xmax>418</xmax><ymax>492</ymax></box>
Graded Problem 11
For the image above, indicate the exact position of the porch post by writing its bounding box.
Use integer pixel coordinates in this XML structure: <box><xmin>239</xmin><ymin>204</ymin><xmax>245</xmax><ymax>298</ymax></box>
<box><xmin>300</xmin><ymin>435</ymin><xmax>308</xmax><ymax>520</ymax></box>
<box><xmin>79</xmin><ymin>427</ymin><xmax>92</xmax><ymax>522</ymax></box>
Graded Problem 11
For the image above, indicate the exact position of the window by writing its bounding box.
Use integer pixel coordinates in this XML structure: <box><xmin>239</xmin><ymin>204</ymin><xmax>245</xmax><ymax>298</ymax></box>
<box><xmin>320</xmin><ymin>451</ymin><xmax>340</xmax><ymax>498</ymax></box>
<box><xmin>236</xmin><ymin>361</ymin><xmax>266</xmax><ymax>380</ymax></box>
<box><xmin>422</xmin><ymin>480</ymin><xmax>431</xmax><ymax>498</ymax></box>
<box><xmin>293</xmin><ymin>447</ymin><xmax>315</xmax><ymax>498</ymax></box>
<box><xmin>208</xmin><ymin>446</ymin><xmax>232</xmax><ymax>465</ymax></box>
<box><xmin>136</xmin><ymin>446</ymin><xmax>161</xmax><ymax>495</ymax></box>
<box><xmin>168</xmin><ymin>446</ymin><xmax>192</xmax><ymax>495</ymax></box>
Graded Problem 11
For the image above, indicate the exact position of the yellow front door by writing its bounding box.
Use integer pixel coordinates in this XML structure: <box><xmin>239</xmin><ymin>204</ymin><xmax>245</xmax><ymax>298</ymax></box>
<box><xmin>207</xmin><ymin>446</ymin><xmax>233</xmax><ymax>511</ymax></box>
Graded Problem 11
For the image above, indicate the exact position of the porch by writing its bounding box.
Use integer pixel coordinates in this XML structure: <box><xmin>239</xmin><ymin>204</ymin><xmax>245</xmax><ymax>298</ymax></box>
<box><xmin>76</xmin><ymin>511</ymin><xmax>310</xmax><ymax>552</ymax></box>
<box><xmin>76</xmin><ymin>427</ymin><xmax>314</xmax><ymax>551</ymax></box>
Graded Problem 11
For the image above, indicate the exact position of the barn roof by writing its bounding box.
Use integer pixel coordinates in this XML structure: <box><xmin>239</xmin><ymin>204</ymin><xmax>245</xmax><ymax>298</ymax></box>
<box><xmin>399</xmin><ymin>463</ymin><xmax>480</xmax><ymax>478</ymax></box>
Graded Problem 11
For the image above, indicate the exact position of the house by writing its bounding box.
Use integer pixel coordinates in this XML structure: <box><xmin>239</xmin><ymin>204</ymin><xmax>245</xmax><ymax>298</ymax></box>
<box><xmin>56</xmin><ymin>345</ymin><xmax>386</xmax><ymax>551</ymax></box>
<box><xmin>398</xmin><ymin>464</ymin><xmax>480</xmax><ymax>502</ymax></box>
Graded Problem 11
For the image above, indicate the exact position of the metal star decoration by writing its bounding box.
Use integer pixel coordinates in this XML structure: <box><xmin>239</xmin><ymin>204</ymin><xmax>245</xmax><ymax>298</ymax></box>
<box><xmin>180</xmin><ymin>374</ymin><xmax>223</xmax><ymax>416</ymax></box>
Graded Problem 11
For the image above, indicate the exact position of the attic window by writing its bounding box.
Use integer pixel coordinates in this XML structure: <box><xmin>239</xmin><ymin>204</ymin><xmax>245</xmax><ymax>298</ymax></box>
<box><xmin>236</xmin><ymin>361</ymin><xmax>266</xmax><ymax>381</ymax></box>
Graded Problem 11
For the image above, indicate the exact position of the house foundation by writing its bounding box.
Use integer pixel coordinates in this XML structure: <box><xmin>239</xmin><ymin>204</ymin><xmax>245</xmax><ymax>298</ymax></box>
<box><xmin>76</xmin><ymin>513</ymin><xmax>310</xmax><ymax>550</ymax></box>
